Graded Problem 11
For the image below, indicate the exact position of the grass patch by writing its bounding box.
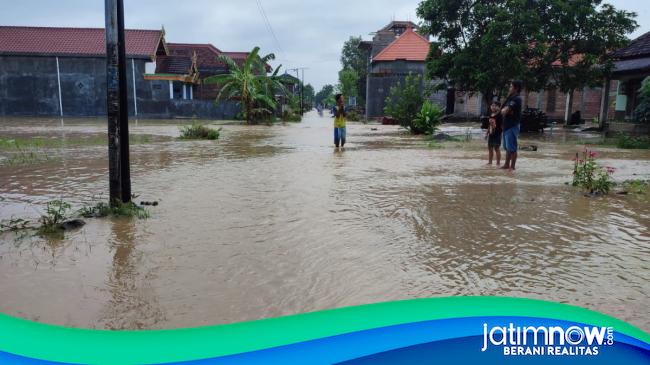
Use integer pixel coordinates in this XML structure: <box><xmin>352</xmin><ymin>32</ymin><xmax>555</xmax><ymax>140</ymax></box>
<box><xmin>574</xmin><ymin>134</ymin><xmax>650</xmax><ymax>149</ymax></box>
<box><xmin>179</xmin><ymin>123</ymin><xmax>221</xmax><ymax>140</ymax></box>
<box><xmin>616</xmin><ymin>135</ymin><xmax>650</xmax><ymax>149</ymax></box>
<box><xmin>0</xmin><ymin>135</ymin><xmax>156</xmax><ymax>150</ymax></box>
<box><xmin>78</xmin><ymin>201</ymin><xmax>150</xmax><ymax>219</ymax></box>
<box><xmin>621</xmin><ymin>179</ymin><xmax>649</xmax><ymax>194</ymax></box>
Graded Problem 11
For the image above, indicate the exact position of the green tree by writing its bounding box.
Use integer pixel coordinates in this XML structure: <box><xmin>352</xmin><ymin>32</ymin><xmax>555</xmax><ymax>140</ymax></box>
<box><xmin>204</xmin><ymin>47</ymin><xmax>285</xmax><ymax>124</ymax></box>
<box><xmin>384</xmin><ymin>73</ymin><xmax>426</xmax><ymax>133</ymax></box>
<box><xmin>417</xmin><ymin>0</ymin><xmax>542</xmax><ymax>108</ymax></box>
<box><xmin>338</xmin><ymin>68</ymin><xmax>359</xmax><ymax>101</ymax></box>
<box><xmin>416</xmin><ymin>0</ymin><xmax>636</xmax><ymax>110</ymax></box>
<box><xmin>315</xmin><ymin>84</ymin><xmax>335</xmax><ymax>106</ymax></box>
<box><xmin>532</xmin><ymin>1</ymin><xmax>637</xmax><ymax>119</ymax></box>
<box><xmin>340</xmin><ymin>36</ymin><xmax>369</xmax><ymax>106</ymax></box>
<box><xmin>303</xmin><ymin>83</ymin><xmax>315</xmax><ymax>109</ymax></box>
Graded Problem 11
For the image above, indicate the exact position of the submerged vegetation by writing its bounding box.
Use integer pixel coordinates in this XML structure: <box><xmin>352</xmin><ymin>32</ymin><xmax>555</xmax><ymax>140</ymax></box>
<box><xmin>0</xmin><ymin>135</ymin><xmax>160</xmax><ymax>166</ymax></box>
<box><xmin>0</xmin><ymin>199</ymin><xmax>150</xmax><ymax>239</ymax></box>
<box><xmin>616</xmin><ymin>135</ymin><xmax>650</xmax><ymax>149</ymax></box>
<box><xmin>574</xmin><ymin>134</ymin><xmax>650</xmax><ymax>149</ymax></box>
<box><xmin>179</xmin><ymin>123</ymin><xmax>222</xmax><ymax>140</ymax></box>
<box><xmin>37</xmin><ymin>200</ymin><xmax>72</xmax><ymax>237</ymax></box>
<box><xmin>621</xmin><ymin>179</ymin><xmax>650</xmax><ymax>195</ymax></box>
<box><xmin>78</xmin><ymin>201</ymin><xmax>150</xmax><ymax>219</ymax></box>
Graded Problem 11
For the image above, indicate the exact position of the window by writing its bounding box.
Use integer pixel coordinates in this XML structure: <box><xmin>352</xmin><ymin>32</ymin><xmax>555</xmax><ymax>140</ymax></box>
<box><xmin>173</xmin><ymin>82</ymin><xmax>183</xmax><ymax>99</ymax></box>
<box><xmin>145</xmin><ymin>62</ymin><xmax>156</xmax><ymax>74</ymax></box>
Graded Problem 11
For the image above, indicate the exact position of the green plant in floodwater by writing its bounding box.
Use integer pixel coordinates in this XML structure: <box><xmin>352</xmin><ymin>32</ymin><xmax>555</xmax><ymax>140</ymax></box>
<box><xmin>179</xmin><ymin>123</ymin><xmax>221</xmax><ymax>140</ymax></box>
<box><xmin>622</xmin><ymin>179</ymin><xmax>649</xmax><ymax>194</ymax></box>
<box><xmin>412</xmin><ymin>101</ymin><xmax>443</xmax><ymax>135</ymax></box>
<box><xmin>78</xmin><ymin>201</ymin><xmax>150</xmax><ymax>219</ymax></box>
<box><xmin>37</xmin><ymin>200</ymin><xmax>71</xmax><ymax>236</ymax></box>
<box><xmin>616</xmin><ymin>135</ymin><xmax>650</xmax><ymax>149</ymax></box>
<box><xmin>0</xmin><ymin>138</ymin><xmax>52</xmax><ymax>166</ymax></box>
<box><xmin>572</xmin><ymin>149</ymin><xmax>615</xmax><ymax>195</ymax></box>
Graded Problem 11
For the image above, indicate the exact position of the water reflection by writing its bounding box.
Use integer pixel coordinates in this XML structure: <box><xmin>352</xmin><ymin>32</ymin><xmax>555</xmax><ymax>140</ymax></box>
<box><xmin>101</xmin><ymin>218</ymin><xmax>164</xmax><ymax>330</ymax></box>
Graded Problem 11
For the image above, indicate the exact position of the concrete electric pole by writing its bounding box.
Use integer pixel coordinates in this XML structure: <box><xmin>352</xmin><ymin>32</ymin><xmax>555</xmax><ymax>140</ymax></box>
<box><xmin>104</xmin><ymin>0</ymin><xmax>132</xmax><ymax>205</ymax></box>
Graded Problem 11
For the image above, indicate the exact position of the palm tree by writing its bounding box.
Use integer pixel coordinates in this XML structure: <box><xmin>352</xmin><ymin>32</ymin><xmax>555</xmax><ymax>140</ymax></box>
<box><xmin>204</xmin><ymin>47</ymin><xmax>286</xmax><ymax>124</ymax></box>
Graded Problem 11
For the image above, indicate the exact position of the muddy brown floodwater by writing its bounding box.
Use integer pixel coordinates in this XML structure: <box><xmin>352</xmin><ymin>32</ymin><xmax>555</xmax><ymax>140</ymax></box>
<box><xmin>0</xmin><ymin>112</ymin><xmax>649</xmax><ymax>331</ymax></box>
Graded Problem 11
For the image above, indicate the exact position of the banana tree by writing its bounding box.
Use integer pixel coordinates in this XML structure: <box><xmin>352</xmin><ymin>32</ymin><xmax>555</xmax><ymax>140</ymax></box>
<box><xmin>204</xmin><ymin>47</ymin><xmax>286</xmax><ymax>124</ymax></box>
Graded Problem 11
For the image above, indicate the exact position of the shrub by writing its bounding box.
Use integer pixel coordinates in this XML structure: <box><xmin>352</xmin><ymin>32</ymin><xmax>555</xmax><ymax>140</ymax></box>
<box><xmin>384</xmin><ymin>73</ymin><xmax>425</xmax><ymax>133</ymax></box>
<box><xmin>346</xmin><ymin>110</ymin><xmax>361</xmax><ymax>121</ymax></box>
<box><xmin>281</xmin><ymin>110</ymin><xmax>302</xmax><ymax>122</ymax></box>
<box><xmin>572</xmin><ymin>149</ymin><xmax>615</xmax><ymax>195</ymax></box>
<box><xmin>412</xmin><ymin>101</ymin><xmax>443</xmax><ymax>135</ymax></box>
<box><xmin>616</xmin><ymin>134</ymin><xmax>650</xmax><ymax>149</ymax></box>
<box><xmin>622</xmin><ymin>179</ymin><xmax>649</xmax><ymax>194</ymax></box>
<box><xmin>179</xmin><ymin>123</ymin><xmax>221</xmax><ymax>140</ymax></box>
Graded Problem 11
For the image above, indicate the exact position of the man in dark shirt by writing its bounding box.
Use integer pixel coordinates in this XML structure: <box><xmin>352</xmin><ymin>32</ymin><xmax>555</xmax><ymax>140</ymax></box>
<box><xmin>500</xmin><ymin>80</ymin><xmax>523</xmax><ymax>170</ymax></box>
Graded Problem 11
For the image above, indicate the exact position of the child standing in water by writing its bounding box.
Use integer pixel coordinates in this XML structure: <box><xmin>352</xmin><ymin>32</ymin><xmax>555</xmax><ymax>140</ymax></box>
<box><xmin>334</xmin><ymin>94</ymin><xmax>346</xmax><ymax>148</ymax></box>
<box><xmin>486</xmin><ymin>101</ymin><xmax>503</xmax><ymax>166</ymax></box>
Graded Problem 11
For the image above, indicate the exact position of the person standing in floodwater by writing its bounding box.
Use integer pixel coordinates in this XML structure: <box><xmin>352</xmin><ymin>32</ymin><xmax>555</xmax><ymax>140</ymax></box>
<box><xmin>501</xmin><ymin>80</ymin><xmax>523</xmax><ymax>170</ymax></box>
<box><xmin>334</xmin><ymin>94</ymin><xmax>346</xmax><ymax>148</ymax></box>
<box><xmin>486</xmin><ymin>101</ymin><xmax>503</xmax><ymax>166</ymax></box>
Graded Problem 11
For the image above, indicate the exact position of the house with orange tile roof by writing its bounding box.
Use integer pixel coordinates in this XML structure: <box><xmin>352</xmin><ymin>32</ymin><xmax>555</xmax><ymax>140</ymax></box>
<box><xmin>359</xmin><ymin>21</ymin><xmax>446</xmax><ymax>119</ymax></box>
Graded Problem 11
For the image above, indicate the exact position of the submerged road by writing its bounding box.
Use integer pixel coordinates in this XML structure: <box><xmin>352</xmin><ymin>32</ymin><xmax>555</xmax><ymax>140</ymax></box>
<box><xmin>0</xmin><ymin>112</ymin><xmax>649</xmax><ymax>331</ymax></box>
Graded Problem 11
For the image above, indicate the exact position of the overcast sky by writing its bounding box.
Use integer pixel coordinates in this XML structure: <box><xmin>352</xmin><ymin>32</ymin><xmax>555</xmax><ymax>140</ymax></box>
<box><xmin>1</xmin><ymin>0</ymin><xmax>648</xmax><ymax>91</ymax></box>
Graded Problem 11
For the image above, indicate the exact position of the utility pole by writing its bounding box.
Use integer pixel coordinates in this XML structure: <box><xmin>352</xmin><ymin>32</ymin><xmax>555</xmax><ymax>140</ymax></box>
<box><xmin>105</xmin><ymin>0</ymin><xmax>131</xmax><ymax>205</ymax></box>
<box><xmin>288</xmin><ymin>67</ymin><xmax>308</xmax><ymax>115</ymax></box>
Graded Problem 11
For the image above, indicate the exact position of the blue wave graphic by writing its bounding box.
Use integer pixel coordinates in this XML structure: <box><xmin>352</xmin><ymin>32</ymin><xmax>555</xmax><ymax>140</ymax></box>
<box><xmin>1</xmin><ymin>316</ymin><xmax>648</xmax><ymax>364</ymax></box>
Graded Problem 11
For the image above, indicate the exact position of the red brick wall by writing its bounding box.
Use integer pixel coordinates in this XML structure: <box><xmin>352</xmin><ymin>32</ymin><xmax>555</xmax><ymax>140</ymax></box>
<box><xmin>450</xmin><ymin>80</ymin><xmax>619</xmax><ymax>122</ymax></box>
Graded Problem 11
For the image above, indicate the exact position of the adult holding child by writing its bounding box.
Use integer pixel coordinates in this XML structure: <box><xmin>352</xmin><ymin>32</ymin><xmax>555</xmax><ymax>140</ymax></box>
<box><xmin>501</xmin><ymin>80</ymin><xmax>523</xmax><ymax>170</ymax></box>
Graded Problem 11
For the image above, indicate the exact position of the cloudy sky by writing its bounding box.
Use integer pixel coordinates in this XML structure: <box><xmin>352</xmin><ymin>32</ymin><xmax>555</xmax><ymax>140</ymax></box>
<box><xmin>1</xmin><ymin>0</ymin><xmax>648</xmax><ymax>91</ymax></box>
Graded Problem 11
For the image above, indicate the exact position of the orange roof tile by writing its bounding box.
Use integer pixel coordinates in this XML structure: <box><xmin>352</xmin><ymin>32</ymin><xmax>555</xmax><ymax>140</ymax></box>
<box><xmin>373</xmin><ymin>27</ymin><xmax>430</xmax><ymax>62</ymax></box>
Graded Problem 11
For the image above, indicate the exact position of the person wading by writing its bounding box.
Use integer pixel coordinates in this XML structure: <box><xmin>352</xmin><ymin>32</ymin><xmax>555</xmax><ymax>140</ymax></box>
<box><xmin>501</xmin><ymin>80</ymin><xmax>523</xmax><ymax>170</ymax></box>
<box><xmin>333</xmin><ymin>94</ymin><xmax>347</xmax><ymax>148</ymax></box>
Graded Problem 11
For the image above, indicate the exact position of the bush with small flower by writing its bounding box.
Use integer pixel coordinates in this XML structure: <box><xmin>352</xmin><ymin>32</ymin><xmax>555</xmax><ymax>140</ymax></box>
<box><xmin>573</xmin><ymin>149</ymin><xmax>615</xmax><ymax>195</ymax></box>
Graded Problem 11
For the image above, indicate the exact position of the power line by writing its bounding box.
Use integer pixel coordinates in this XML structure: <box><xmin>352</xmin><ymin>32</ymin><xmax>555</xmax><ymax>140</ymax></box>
<box><xmin>255</xmin><ymin>0</ymin><xmax>284</xmax><ymax>56</ymax></box>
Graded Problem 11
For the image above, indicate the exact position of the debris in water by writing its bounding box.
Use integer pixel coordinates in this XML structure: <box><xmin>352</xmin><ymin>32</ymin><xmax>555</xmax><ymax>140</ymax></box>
<box><xmin>59</xmin><ymin>219</ymin><xmax>85</xmax><ymax>231</ymax></box>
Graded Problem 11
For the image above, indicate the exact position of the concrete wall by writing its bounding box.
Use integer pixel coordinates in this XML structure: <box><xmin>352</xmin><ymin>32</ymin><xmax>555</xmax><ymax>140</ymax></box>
<box><xmin>0</xmin><ymin>55</ymin><xmax>150</xmax><ymax>117</ymax></box>
<box><xmin>139</xmin><ymin>99</ymin><xmax>239</xmax><ymax>119</ymax></box>
<box><xmin>0</xmin><ymin>55</ymin><xmax>235</xmax><ymax>119</ymax></box>
<box><xmin>366</xmin><ymin>61</ymin><xmax>446</xmax><ymax>118</ymax></box>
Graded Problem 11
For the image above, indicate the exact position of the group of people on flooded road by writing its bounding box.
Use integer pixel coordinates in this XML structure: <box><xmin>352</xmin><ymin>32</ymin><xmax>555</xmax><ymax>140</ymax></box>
<box><xmin>329</xmin><ymin>80</ymin><xmax>523</xmax><ymax>170</ymax></box>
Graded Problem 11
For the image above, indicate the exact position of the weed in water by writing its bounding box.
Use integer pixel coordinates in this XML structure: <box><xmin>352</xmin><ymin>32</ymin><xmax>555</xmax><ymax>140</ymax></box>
<box><xmin>179</xmin><ymin>123</ymin><xmax>221</xmax><ymax>140</ymax></box>
<box><xmin>37</xmin><ymin>200</ymin><xmax>71</xmax><ymax>236</ymax></box>
<box><xmin>616</xmin><ymin>135</ymin><xmax>650</xmax><ymax>149</ymax></box>
<box><xmin>621</xmin><ymin>179</ymin><xmax>649</xmax><ymax>194</ymax></box>
<box><xmin>78</xmin><ymin>201</ymin><xmax>150</xmax><ymax>219</ymax></box>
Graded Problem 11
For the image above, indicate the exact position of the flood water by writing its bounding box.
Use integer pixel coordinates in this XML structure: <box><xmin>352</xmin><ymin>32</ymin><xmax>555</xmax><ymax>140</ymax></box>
<box><xmin>1</xmin><ymin>112</ymin><xmax>649</xmax><ymax>331</ymax></box>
